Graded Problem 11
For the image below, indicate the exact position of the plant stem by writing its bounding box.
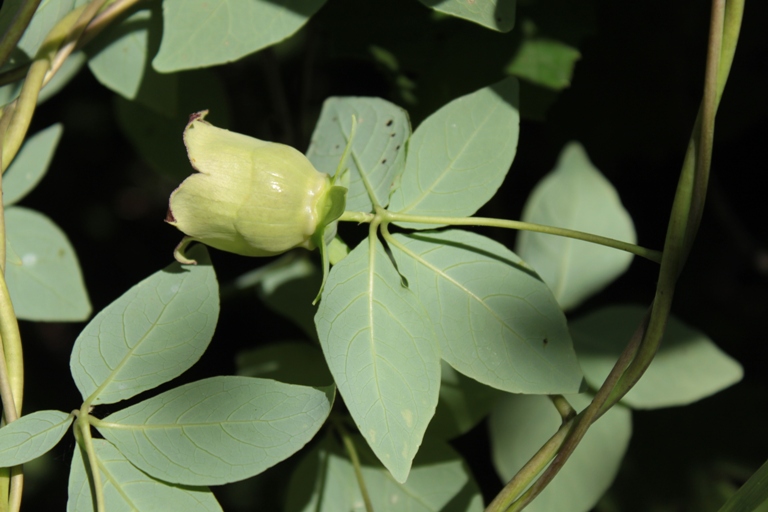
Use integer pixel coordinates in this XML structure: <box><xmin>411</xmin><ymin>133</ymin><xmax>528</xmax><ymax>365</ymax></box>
<box><xmin>0</xmin><ymin>0</ymin><xmax>43</xmax><ymax>68</ymax></box>
<box><xmin>333</xmin><ymin>419</ymin><xmax>374</xmax><ymax>512</ymax></box>
<box><xmin>339</xmin><ymin>209</ymin><xmax>662</xmax><ymax>263</ymax></box>
<box><xmin>76</xmin><ymin>412</ymin><xmax>106</xmax><ymax>512</ymax></box>
<box><xmin>549</xmin><ymin>395</ymin><xmax>576</xmax><ymax>422</ymax></box>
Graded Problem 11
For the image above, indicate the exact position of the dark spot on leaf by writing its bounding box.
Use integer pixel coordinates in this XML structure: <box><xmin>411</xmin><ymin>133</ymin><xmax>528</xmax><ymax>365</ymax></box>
<box><xmin>496</xmin><ymin>16</ymin><xmax>502</xmax><ymax>22</ymax></box>
<box><xmin>382</xmin><ymin>159</ymin><xmax>387</xmax><ymax>164</ymax></box>
<box><xmin>395</xmin><ymin>145</ymin><xmax>401</xmax><ymax>150</ymax></box>
<box><xmin>542</xmin><ymin>338</ymin><xmax>549</xmax><ymax>347</ymax></box>
<box><xmin>386</xmin><ymin>119</ymin><xmax>393</xmax><ymax>127</ymax></box>
<box><xmin>390</xmin><ymin>133</ymin><xmax>395</xmax><ymax>137</ymax></box>
<box><xmin>335</xmin><ymin>144</ymin><xmax>340</xmax><ymax>150</ymax></box>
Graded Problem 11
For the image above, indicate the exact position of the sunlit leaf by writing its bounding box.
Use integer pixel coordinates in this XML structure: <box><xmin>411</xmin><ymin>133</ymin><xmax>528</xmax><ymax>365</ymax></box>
<box><xmin>69</xmin><ymin>245</ymin><xmax>218</xmax><ymax>405</ymax></box>
<box><xmin>389</xmin><ymin>77</ymin><xmax>519</xmax><ymax>229</ymax></box>
<box><xmin>489</xmin><ymin>393</ymin><xmax>631</xmax><ymax>512</ymax></box>
<box><xmin>516</xmin><ymin>142</ymin><xmax>636</xmax><ymax>310</ymax></box>
<box><xmin>506</xmin><ymin>37</ymin><xmax>581</xmax><ymax>90</ymax></box>
<box><xmin>96</xmin><ymin>376</ymin><xmax>333</xmax><ymax>486</ymax></box>
<box><xmin>572</xmin><ymin>305</ymin><xmax>744</xmax><ymax>408</ymax></box>
<box><xmin>315</xmin><ymin>237</ymin><xmax>440</xmax><ymax>482</ymax></box>
<box><xmin>6</xmin><ymin>206</ymin><xmax>91</xmax><ymax>321</ymax></box>
<box><xmin>286</xmin><ymin>434</ymin><xmax>483</xmax><ymax>511</ymax></box>
<box><xmin>389</xmin><ymin>229</ymin><xmax>583</xmax><ymax>394</ymax></box>
<box><xmin>419</xmin><ymin>0</ymin><xmax>515</xmax><ymax>32</ymax></box>
<box><xmin>307</xmin><ymin>96</ymin><xmax>410</xmax><ymax>212</ymax></box>
<box><xmin>67</xmin><ymin>438</ymin><xmax>222</xmax><ymax>512</ymax></box>
<box><xmin>87</xmin><ymin>7</ymin><xmax>177</xmax><ymax>116</ymax></box>
<box><xmin>4</xmin><ymin>124</ymin><xmax>62</xmax><ymax>205</ymax></box>
<box><xmin>153</xmin><ymin>0</ymin><xmax>328</xmax><ymax>72</ymax></box>
<box><xmin>0</xmin><ymin>410</ymin><xmax>72</xmax><ymax>467</ymax></box>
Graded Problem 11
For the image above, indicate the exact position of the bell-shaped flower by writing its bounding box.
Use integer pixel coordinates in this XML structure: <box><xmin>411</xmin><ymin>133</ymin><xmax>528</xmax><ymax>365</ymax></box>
<box><xmin>166</xmin><ymin>111</ymin><xmax>344</xmax><ymax>264</ymax></box>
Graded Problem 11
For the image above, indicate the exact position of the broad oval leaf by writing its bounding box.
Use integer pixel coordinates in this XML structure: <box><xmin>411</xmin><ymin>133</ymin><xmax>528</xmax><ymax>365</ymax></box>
<box><xmin>87</xmin><ymin>7</ymin><xmax>177</xmax><ymax>116</ymax></box>
<box><xmin>516</xmin><ymin>142</ymin><xmax>636</xmax><ymax>311</ymax></box>
<box><xmin>153</xmin><ymin>0</ymin><xmax>328</xmax><ymax>72</ymax></box>
<box><xmin>0</xmin><ymin>410</ymin><xmax>73</xmax><ymax>467</ymax></box>
<box><xmin>3</xmin><ymin>124</ymin><xmax>62</xmax><ymax>205</ymax></box>
<box><xmin>389</xmin><ymin>77</ymin><xmax>520</xmax><ymax>229</ymax></box>
<box><xmin>572</xmin><ymin>305</ymin><xmax>744</xmax><ymax>409</ymax></box>
<box><xmin>96</xmin><ymin>376</ymin><xmax>333</xmax><ymax>486</ymax></box>
<box><xmin>69</xmin><ymin>245</ymin><xmax>218</xmax><ymax>405</ymax></box>
<box><xmin>286</xmin><ymin>435</ymin><xmax>483</xmax><ymax>512</ymax></box>
<box><xmin>389</xmin><ymin>229</ymin><xmax>583</xmax><ymax>394</ymax></box>
<box><xmin>6</xmin><ymin>206</ymin><xmax>91</xmax><ymax>321</ymax></box>
<box><xmin>67</xmin><ymin>438</ymin><xmax>222</xmax><ymax>512</ymax></box>
<box><xmin>307</xmin><ymin>97</ymin><xmax>410</xmax><ymax>212</ymax></box>
<box><xmin>315</xmin><ymin>237</ymin><xmax>440</xmax><ymax>483</ymax></box>
<box><xmin>489</xmin><ymin>393</ymin><xmax>632</xmax><ymax>512</ymax></box>
<box><xmin>419</xmin><ymin>0</ymin><xmax>516</xmax><ymax>33</ymax></box>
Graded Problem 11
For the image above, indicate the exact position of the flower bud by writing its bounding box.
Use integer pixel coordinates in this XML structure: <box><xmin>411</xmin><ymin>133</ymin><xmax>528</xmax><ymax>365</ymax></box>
<box><xmin>166</xmin><ymin>111</ymin><xmax>336</xmax><ymax>262</ymax></box>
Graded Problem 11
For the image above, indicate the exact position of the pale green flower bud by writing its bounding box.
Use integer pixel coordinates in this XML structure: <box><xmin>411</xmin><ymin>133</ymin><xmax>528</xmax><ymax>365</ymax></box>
<box><xmin>166</xmin><ymin>111</ymin><xmax>341</xmax><ymax>263</ymax></box>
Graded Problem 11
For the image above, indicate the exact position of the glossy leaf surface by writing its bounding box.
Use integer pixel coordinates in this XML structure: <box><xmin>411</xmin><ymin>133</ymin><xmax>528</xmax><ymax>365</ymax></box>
<box><xmin>315</xmin><ymin>237</ymin><xmax>440</xmax><ymax>482</ymax></box>
<box><xmin>516</xmin><ymin>142</ymin><xmax>636</xmax><ymax>310</ymax></box>
<box><xmin>97</xmin><ymin>376</ymin><xmax>333</xmax><ymax>485</ymax></box>
<box><xmin>70</xmin><ymin>245</ymin><xmax>218</xmax><ymax>405</ymax></box>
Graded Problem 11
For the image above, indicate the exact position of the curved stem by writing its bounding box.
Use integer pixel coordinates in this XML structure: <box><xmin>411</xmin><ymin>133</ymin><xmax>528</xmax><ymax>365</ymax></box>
<box><xmin>0</xmin><ymin>0</ymin><xmax>43</xmax><ymax>68</ymax></box>
<box><xmin>333</xmin><ymin>419</ymin><xmax>374</xmax><ymax>512</ymax></box>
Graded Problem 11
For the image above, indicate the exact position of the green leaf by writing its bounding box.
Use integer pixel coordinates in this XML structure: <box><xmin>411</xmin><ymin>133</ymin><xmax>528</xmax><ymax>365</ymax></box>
<box><xmin>153</xmin><ymin>0</ymin><xmax>328</xmax><ymax>72</ymax></box>
<box><xmin>96</xmin><ymin>376</ymin><xmax>333</xmax><ymax>486</ymax></box>
<box><xmin>87</xmin><ymin>7</ymin><xmax>177</xmax><ymax>116</ymax></box>
<box><xmin>389</xmin><ymin>229</ymin><xmax>583</xmax><ymax>394</ymax></box>
<box><xmin>489</xmin><ymin>393</ymin><xmax>632</xmax><ymax>512</ymax></box>
<box><xmin>236</xmin><ymin>342</ymin><xmax>333</xmax><ymax>387</ymax></box>
<box><xmin>516</xmin><ymin>142</ymin><xmax>636</xmax><ymax>311</ymax></box>
<box><xmin>3</xmin><ymin>123</ymin><xmax>63</xmax><ymax>205</ymax></box>
<box><xmin>315</xmin><ymin>237</ymin><xmax>440</xmax><ymax>483</ymax></box>
<box><xmin>0</xmin><ymin>0</ymin><xmax>75</xmax><ymax>64</ymax></box>
<box><xmin>307</xmin><ymin>97</ymin><xmax>410</xmax><ymax>212</ymax></box>
<box><xmin>427</xmin><ymin>360</ymin><xmax>502</xmax><ymax>440</ymax></box>
<box><xmin>0</xmin><ymin>410</ymin><xmax>73</xmax><ymax>467</ymax></box>
<box><xmin>506</xmin><ymin>38</ymin><xmax>581</xmax><ymax>90</ymax></box>
<box><xmin>572</xmin><ymin>305</ymin><xmax>744</xmax><ymax>409</ymax></box>
<box><xmin>389</xmin><ymin>77</ymin><xmax>520</xmax><ymax>229</ymax></box>
<box><xmin>69</xmin><ymin>245</ymin><xmax>218</xmax><ymax>405</ymax></box>
<box><xmin>286</xmin><ymin>434</ymin><xmax>483</xmax><ymax>512</ymax></box>
<box><xmin>67</xmin><ymin>438</ymin><xmax>222</xmax><ymax>512</ymax></box>
<box><xmin>717</xmin><ymin>458</ymin><xmax>768</xmax><ymax>512</ymax></box>
<box><xmin>115</xmin><ymin>69</ymin><xmax>230</xmax><ymax>181</ymax></box>
<box><xmin>5</xmin><ymin>206</ymin><xmax>91</xmax><ymax>321</ymax></box>
<box><xmin>419</xmin><ymin>0</ymin><xmax>516</xmax><ymax>33</ymax></box>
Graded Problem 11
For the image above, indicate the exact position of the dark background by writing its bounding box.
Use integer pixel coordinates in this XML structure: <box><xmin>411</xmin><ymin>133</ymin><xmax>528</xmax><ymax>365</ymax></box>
<box><xmin>16</xmin><ymin>0</ymin><xmax>768</xmax><ymax>509</ymax></box>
